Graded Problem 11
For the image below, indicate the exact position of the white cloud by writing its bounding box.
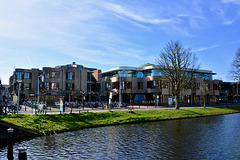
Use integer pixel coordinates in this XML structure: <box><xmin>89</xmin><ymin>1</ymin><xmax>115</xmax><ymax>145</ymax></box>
<box><xmin>113</xmin><ymin>14</ymin><xmax>150</xmax><ymax>30</ymax></box>
<box><xmin>104</xmin><ymin>3</ymin><xmax>177</xmax><ymax>25</ymax></box>
<box><xmin>193</xmin><ymin>45</ymin><xmax>220</xmax><ymax>52</ymax></box>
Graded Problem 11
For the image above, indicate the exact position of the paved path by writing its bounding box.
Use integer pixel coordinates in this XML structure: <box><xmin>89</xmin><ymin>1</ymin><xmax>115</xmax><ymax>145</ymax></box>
<box><xmin>17</xmin><ymin>104</ymin><xmax>232</xmax><ymax>115</ymax></box>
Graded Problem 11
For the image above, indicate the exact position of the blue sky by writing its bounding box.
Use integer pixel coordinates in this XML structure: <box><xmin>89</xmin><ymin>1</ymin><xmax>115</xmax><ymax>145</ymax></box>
<box><xmin>0</xmin><ymin>0</ymin><xmax>240</xmax><ymax>84</ymax></box>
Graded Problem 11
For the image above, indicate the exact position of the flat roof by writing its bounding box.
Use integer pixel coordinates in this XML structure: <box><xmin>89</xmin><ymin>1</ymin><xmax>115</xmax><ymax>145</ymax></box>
<box><xmin>102</xmin><ymin>65</ymin><xmax>216</xmax><ymax>75</ymax></box>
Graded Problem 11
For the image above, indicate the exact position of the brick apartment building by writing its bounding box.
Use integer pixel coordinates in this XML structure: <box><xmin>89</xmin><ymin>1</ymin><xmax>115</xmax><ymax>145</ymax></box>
<box><xmin>9</xmin><ymin>62</ymin><xmax>100</xmax><ymax>101</ymax></box>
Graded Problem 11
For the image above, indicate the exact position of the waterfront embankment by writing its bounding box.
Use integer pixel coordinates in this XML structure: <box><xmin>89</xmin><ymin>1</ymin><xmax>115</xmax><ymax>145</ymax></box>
<box><xmin>0</xmin><ymin>106</ymin><xmax>240</xmax><ymax>136</ymax></box>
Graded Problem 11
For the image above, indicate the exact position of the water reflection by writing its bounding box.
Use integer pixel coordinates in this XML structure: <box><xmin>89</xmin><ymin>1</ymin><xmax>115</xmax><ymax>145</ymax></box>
<box><xmin>0</xmin><ymin>113</ymin><xmax>240</xmax><ymax>159</ymax></box>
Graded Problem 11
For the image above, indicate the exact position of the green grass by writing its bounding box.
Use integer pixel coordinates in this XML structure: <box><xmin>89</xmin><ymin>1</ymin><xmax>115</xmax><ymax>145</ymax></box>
<box><xmin>0</xmin><ymin>106</ymin><xmax>240</xmax><ymax>133</ymax></box>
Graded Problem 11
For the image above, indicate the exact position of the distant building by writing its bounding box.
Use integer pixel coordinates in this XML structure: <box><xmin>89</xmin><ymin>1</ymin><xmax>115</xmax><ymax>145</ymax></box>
<box><xmin>99</xmin><ymin>63</ymin><xmax>221</xmax><ymax>106</ymax></box>
<box><xmin>9</xmin><ymin>62</ymin><xmax>100</xmax><ymax>101</ymax></box>
<box><xmin>0</xmin><ymin>78</ymin><xmax>8</xmax><ymax>103</ymax></box>
<box><xmin>219</xmin><ymin>82</ymin><xmax>240</xmax><ymax>103</ymax></box>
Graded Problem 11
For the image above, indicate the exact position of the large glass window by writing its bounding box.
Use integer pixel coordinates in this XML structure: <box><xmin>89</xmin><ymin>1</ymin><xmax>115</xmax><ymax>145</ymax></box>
<box><xmin>67</xmin><ymin>72</ymin><xmax>74</xmax><ymax>80</ymax></box>
<box><xmin>152</xmin><ymin>70</ymin><xmax>161</xmax><ymax>76</ymax></box>
<box><xmin>132</xmin><ymin>71</ymin><xmax>137</xmax><ymax>77</ymax></box>
<box><xmin>24</xmin><ymin>72</ymin><xmax>31</xmax><ymax>79</ymax></box>
<box><xmin>144</xmin><ymin>70</ymin><xmax>152</xmax><ymax>77</ymax></box>
<box><xmin>118</xmin><ymin>71</ymin><xmax>128</xmax><ymax>77</ymax></box>
<box><xmin>137</xmin><ymin>72</ymin><xmax>143</xmax><ymax>78</ymax></box>
<box><xmin>194</xmin><ymin>73</ymin><xmax>212</xmax><ymax>80</ymax></box>
<box><xmin>16</xmin><ymin>72</ymin><xmax>22</xmax><ymax>80</ymax></box>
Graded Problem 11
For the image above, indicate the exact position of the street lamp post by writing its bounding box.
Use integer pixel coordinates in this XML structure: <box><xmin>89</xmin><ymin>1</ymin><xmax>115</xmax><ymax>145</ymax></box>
<box><xmin>17</xmin><ymin>79</ymin><xmax>22</xmax><ymax>116</ymax></box>
<box><xmin>38</xmin><ymin>76</ymin><xmax>40</xmax><ymax>107</ymax></box>
<box><xmin>37</xmin><ymin>75</ymin><xmax>44</xmax><ymax>108</ymax></box>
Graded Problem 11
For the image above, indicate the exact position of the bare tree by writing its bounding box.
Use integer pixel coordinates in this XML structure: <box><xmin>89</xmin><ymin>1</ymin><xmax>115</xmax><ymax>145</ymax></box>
<box><xmin>230</xmin><ymin>48</ymin><xmax>240</xmax><ymax>81</ymax></box>
<box><xmin>157</xmin><ymin>40</ymin><xmax>200</xmax><ymax>109</ymax></box>
<box><xmin>200</xmin><ymin>79</ymin><xmax>210</xmax><ymax>108</ymax></box>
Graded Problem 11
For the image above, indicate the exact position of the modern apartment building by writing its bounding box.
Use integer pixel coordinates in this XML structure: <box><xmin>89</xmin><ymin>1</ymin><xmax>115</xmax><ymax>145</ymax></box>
<box><xmin>99</xmin><ymin>63</ymin><xmax>221</xmax><ymax>106</ymax></box>
<box><xmin>9</xmin><ymin>62</ymin><xmax>99</xmax><ymax>101</ymax></box>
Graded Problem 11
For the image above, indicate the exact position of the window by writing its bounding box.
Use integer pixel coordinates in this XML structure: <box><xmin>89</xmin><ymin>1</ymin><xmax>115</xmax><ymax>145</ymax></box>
<box><xmin>153</xmin><ymin>81</ymin><xmax>157</xmax><ymax>89</ymax></box>
<box><xmin>44</xmin><ymin>82</ymin><xmax>51</xmax><ymax>90</ymax></box>
<box><xmin>144</xmin><ymin>70</ymin><xmax>152</xmax><ymax>77</ymax></box>
<box><xmin>24</xmin><ymin>73</ymin><xmax>31</xmax><ymax>79</ymax></box>
<box><xmin>118</xmin><ymin>71</ymin><xmax>128</xmax><ymax>77</ymax></box>
<box><xmin>51</xmin><ymin>83</ymin><xmax>59</xmax><ymax>90</ymax></box>
<box><xmin>43</xmin><ymin>71</ymin><xmax>51</xmax><ymax>79</ymax></box>
<box><xmin>194</xmin><ymin>73</ymin><xmax>213</xmax><ymax>80</ymax></box>
<box><xmin>126</xmin><ymin>81</ymin><xmax>132</xmax><ymax>89</ymax></box>
<box><xmin>147</xmin><ymin>81</ymin><xmax>153</xmax><ymax>89</ymax></box>
<box><xmin>213</xmin><ymin>84</ymin><xmax>219</xmax><ymax>90</ymax></box>
<box><xmin>162</xmin><ymin>81</ymin><xmax>168</xmax><ymax>89</ymax></box>
<box><xmin>87</xmin><ymin>72</ymin><xmax>92</xmax><ymax>81</ymax></box>
<box><xmin>105</xmin><ymin>83</ymin><xmax>111</xmax><ymax>90</ymax></box>
<box><xmin>24</xmin><ymin>83</ymin><xmax>31</xmax><ymax>90</ymax></box>
<box><xmin>112</xmin><ymin>82</ymin><xmax>119</xmax><ymax>89</ymax></box>
<box><xmin>186</xmin><ymin>83</ymin><xmax>192</xmax><ymax>89</ymax></box>
<box><xmin>66</xmin><ymin>83</ymin><xmax>74</xmax><ymax>90</ymax></box>
<box><xmin>156</xmin><ymin>80</ymin><xmax>161</xmax><ymax>89</ymax></box>
<box><xmin>147</xmin><ymin>81</ymin><xmax>158</xmax><ymax>89</ymax></box>
<box><xmin>16</xmin><ymin>72</ymin><xmax>22</xmax><ymax>80</ymax></box>
<box><xmin>67</xmin><ymin>72</ymin><xmax>74</xmax><ymax>80</ymax></box>
<box><xmin>138</xmin><ymin>82</ymin><xmax>143</xmax><ymax>89</ymax></box>
<box><xmin>206</xmin><ymin>83</ymin><xmax>210</xmax><ymax>90</ymax></box>
<box><xmin>152</xmin><ymin>70</ymin><xmax>161</xmax><ymax>76</ymax></box>
<box><xmin>195</xmin><ymin>82</ymin><xmax>200</xmax><ymax>89</ymax></box>
<box><xmin>52</xmin><ymin>72</ymin><xmax>60</xmax><ymax>78</ymax></box>
<box><xmin>137</xmin><ymin>72</ymin><xmax>144</xmax><ymax>78</ymax></box>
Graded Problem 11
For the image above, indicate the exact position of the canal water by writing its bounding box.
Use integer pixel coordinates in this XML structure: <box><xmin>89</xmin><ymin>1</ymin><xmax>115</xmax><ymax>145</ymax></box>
<box><xmin>1</xmin><ymin>113</ymin><xmax>240</xmax><ymax>159</ymax></box>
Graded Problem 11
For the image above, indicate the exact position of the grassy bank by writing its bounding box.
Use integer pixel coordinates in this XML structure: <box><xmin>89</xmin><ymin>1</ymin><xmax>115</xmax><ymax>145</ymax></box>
<box><xmin>0</xmin><ymin>106</ymin><xmax>240</xmax><ymax>134</ymax></box>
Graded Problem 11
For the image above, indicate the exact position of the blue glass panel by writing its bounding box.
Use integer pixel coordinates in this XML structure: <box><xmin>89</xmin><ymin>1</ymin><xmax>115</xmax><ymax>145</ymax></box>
<box><xmin>137</xmin><ymin>72</ymin><xmax>143</xmax><ymax>78</ymax></box>
<box><xmin>152</xmin><ymin>69</ymin><xmax>161</xmax><ymax>76</ymax></box>
<box><xmin>118</xmin><ymin>71</ymin><xmax>128</xmax><ymax>77</ymax></box>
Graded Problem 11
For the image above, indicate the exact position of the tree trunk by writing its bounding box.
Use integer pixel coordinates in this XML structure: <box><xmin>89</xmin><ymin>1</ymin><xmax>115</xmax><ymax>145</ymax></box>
<box><xmin>175</xmin><ymin>94</ymin><xmax>180</xmax><ymax>109</ymax></box>
<box><xmin>203</xmin><ymin>95</ymin><xmax>206</xmax><ymax>108</ymax></box>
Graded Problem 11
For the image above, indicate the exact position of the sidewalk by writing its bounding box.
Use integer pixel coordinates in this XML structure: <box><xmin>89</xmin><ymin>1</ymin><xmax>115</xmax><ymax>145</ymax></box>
<box><xmin>17</xmin><ymin>104</ymin><xmax>225</xmax><ymax>115</ymax></box>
